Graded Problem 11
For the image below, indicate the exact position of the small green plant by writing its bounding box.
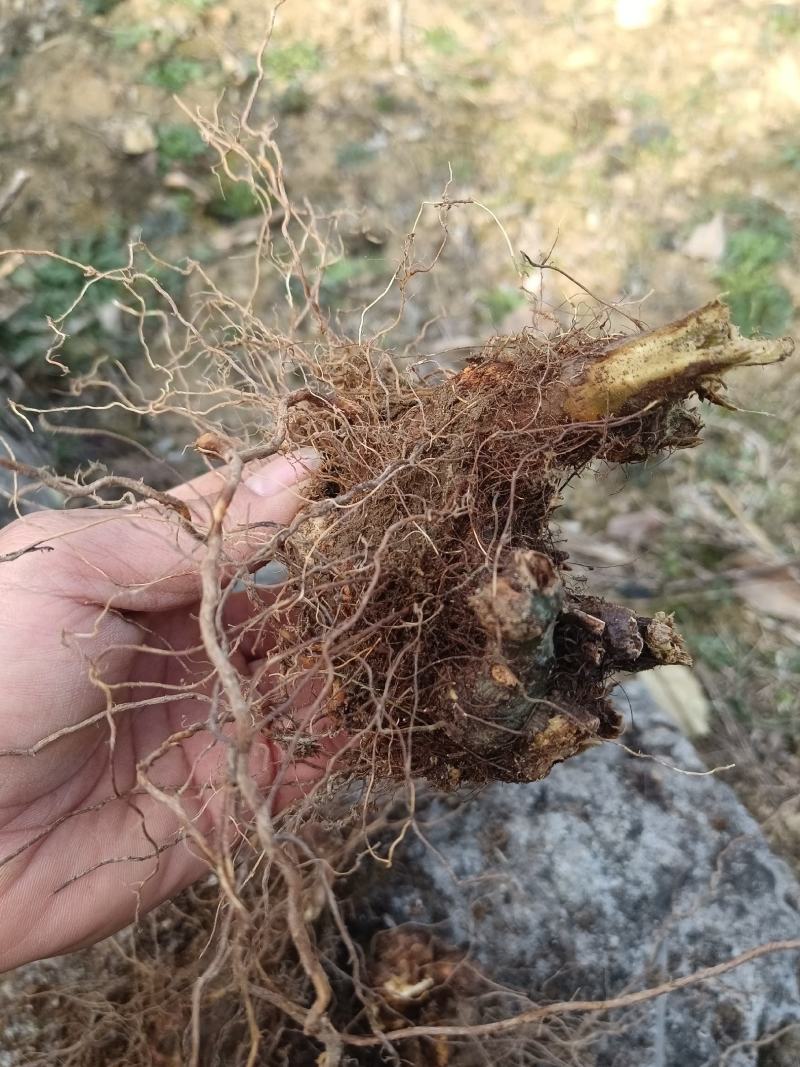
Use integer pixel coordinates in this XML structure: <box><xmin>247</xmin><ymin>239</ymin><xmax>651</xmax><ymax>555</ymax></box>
<box><xmin>715</xmin><ymin>199</ymin><xmax>794</xmax><ymax>337</ymax></box>
<box><xmin>276</xmin><ymin>84</ymin><xmax>313</xmax><ymax>115</ymax></box>
<box><xmin>335</xmin><ymin>141</ymin><xmax>378</xmax><ymax>168</ymax></box>
<box><xmin>319</xmin><ymin>254</ymin><xmax>386</xmax><ymax>304</ymax></box>
<box><xmin>266</xmin><ymin>41</ymin><xmax>323</xmax><ymax>81</ymax></box>
<box><xmin>690</xmin><ymin>632</ymin><xmax>739</xmax><ymax>673</ymax></box>
<box><xmin>422</xmin><ymin>26</ymin><xmax>461</xmax><ymax>55</ymax></box>
<box><xmin>765</xmin><ymin>4</ymin><xmax>800</xmax><ymax>37</ymax></box>
<box><xmin>111</xmin><ymin>23</ymin><xmax>158</xmax><ymax>50</ymax></box>
<box><xmin>533</xmin><ymin>150</ymin><xmax>574</xmax><ymax>178</ymax></box>
<box><xmin>144</xmin><ymin>57</ymin><xmax>205</xmax><ymax>93</ymax></box>
<box><xmin>477</xmin><ymin>285</ymin><xmax>525</xmax><ymax>326</ymax></box>
<box><xmin>779</xmin><ymin>142</ymin><xmax>800</xmax><ymax>171</ymax></box>
<box><xmin>0</xmin><ymin>232</ymin><xmax>128</xmax><ymax>374</ymax></box>
<box><xmin>156</xmin><ymin>123</ymin><xmax>209</xmax><ymax>170</ymax></box>
<box><xmin>624</xmin><ymin>89</ymin><xmax>660</xmax><ymax>115</ymax></box>
<box><xmin>206</xmin><ymin>176</ymin><xmax>261</xmax><ymax>222</ymax></box>
<box><xmin>374</xmin><ymin>89</ymin><xmax>401</xmax><ymax>114</ymax></box>
<box><xmin>448</xmin><ymin>156</ymin><xmax>476</xmax><ymax>182</ymax></box>
<box><xmin>0</xmin><ymin>232</ymin><xmax>187</xmax><ymax>382</ymax></box>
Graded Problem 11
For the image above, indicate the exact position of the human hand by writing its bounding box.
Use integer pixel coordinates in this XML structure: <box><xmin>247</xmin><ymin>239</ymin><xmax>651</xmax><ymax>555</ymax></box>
<box><xmin>0</xmin><ymin>453</ymin><xmax>327</xmax><ymax>971</ymax></box>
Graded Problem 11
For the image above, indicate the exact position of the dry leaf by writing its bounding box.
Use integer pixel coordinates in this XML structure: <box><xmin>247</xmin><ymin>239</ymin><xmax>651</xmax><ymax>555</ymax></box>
<box><xmin>561</xmin><ymin>522</ymin><xmax>631</xmax><ymax>566</ymax></box>
<box><xmin>607</xmin><ymin>506</ymin><xmax>668</xmax><ymax>549</ymax></box>
<box><xmin>735</xmin><ymin>566</ymin><xmax>800</xmax><ymax>625</ymax></box>
<box><xmin>640</xmin><ymin>664</ymin><xmax>711</xmax><ymax>738</ymax></box>
<box><xmin>682</xmin><ymin>213</ymin><xmax>726</xmax><ymax>264</ymax></box>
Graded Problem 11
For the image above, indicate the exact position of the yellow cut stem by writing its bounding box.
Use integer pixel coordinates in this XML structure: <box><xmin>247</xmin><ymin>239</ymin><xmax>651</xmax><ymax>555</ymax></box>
<box><xmin>563</xmin><ymin>300</ymin><xmax>794</xmax><ymax>422</ymax></box>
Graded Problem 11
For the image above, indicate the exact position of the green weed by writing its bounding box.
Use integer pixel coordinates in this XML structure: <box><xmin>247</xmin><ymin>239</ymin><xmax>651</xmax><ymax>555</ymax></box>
<box><xmin>422</xmin><ymin>27</ymin><xmax>461</xmax><ymax>56</ymax></box>
<box><xmin>715</xmin><ymin>199</ymin><xmax>794</xmax><ymax>337</ymax></box>
<box><xmin>206</xmin><ymin>177</ymin><xmax>261</xmax><ymax>222</ymax></box>
<box><xmin>320</xmin><ymin>255</ymin><xmax>386</xmax><ymax>303</ymax></box>
<box><xmin>0</xmin><ymin>232</ymin><xmax>186</xmax><ymax>381</ymax></box>
<box><xmin>156</xmin><ymin>123</ymin><xmax>208</xmax><ymax>169</ymax></box>
<box><xmin>111</xmin><ymin>23</ymin><xmax>157</xmax><ymax>50</ymax></box>
<box><xmin>0</xmin><ymin>232</ymin><xmax>127</xmax><ymax>374</ymax></box>
<box><xmin>256</xmin><ymin>42</ymin><xmax>322</xmax><ymax>114</ymax></box>
<box><xmin>477</xmin><ymin>286</ymin><xmax>525</xmax><ymax>326</ymax></box>
<box><xmin>336</xmin><ymin>141</ymin><xmax>378</xmax><ymax>168</ymax></box>
<box><xmin>266</xmin><ymin>42</ymin><xmax>323</xmax><ymax>81</ymax></box>
<box><xmin>144</xmin><ymin>57</ymin><xmax>205</xmax><ymax>93</ymax></box>
<box><xmin>765</xmin><ymin>4</ymin><xmax>800</xmax><ymax>38</ymax></box>
<box><xmin>779</xmin><ymin>142</ymin><xmax>800</xmax><ymax>171</ymax></box>
<box><xmin>374</xmin><ymin>89</ymin><xmax>402</xmax><ymax>114</ymax></box>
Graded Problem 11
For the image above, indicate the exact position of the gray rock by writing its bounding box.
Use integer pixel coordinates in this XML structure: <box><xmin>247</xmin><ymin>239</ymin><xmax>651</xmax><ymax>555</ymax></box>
<box><xmin>0</xmin><ymin>409</ymin><xmax>54</xmax><ymax>517</ymax></box>
<box><xmin>359</xmin><ymin>683</ymin><xmax>800</xmax><ymax>1066</ymax></box>
<box><xmin>117</xmin><ymin>116</ymin><xmax>158</xmax><ymax>157</ymax></box>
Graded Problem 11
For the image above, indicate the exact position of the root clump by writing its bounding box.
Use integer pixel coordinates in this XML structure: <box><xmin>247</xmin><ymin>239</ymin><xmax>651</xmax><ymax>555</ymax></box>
<box><xmin>263</xmin><ymin>300</ymin><xmax>792</xmax><ymax>790</ymax></box>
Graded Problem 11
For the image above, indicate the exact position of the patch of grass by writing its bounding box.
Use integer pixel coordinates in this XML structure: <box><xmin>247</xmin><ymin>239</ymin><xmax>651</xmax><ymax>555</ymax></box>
<box><xmin>442</xmin><ymin>155</ymin><xmax>475</xmax><ymax>183</ymax></box>
<box><xmin>715</xmin><ymin>199</ymin><xmax>794</xmax><ymax>337</ymax></box>
<box><xmin>658</xmin><ymin>532</ymin><xmax>735</xmax><ymax>582</ymax></box>
<box><xmin>336</xmin><ymin>141</ymin><xmax>379</xmax><ymax>168</ymax></box>
<box><xmin>111</xmin><ymin>23</ymin><xmax>157</xmax><ymax>50</ymax></box>
<box><xmin>689</xmin><ymin>632</ymin><xmax>740</xmax><ymax>672</ymax></box>
<box><xmin>276</xmin><ymin>84</ymin><xmax>313</xmax><ymax>115</ymax></box>
<box><xmin>533</xmin><ymin>150</ymin><xmax>574</xmax><ymax>178</ymax></box>
<box><xmin>779</xmin><ymin>142</ymin><xmax>800</xmax><ymax>170</ymax></box>
<box><xmin>374</xmin><ymin>89</ymin><xmax>402</xmax><ymax>115</ymax></box>
<box><xmin>144</xmin><ymin>57</ymin><xmax>206</xmax><ymax>93</ymax></box>
<box><xmin>266</xmin><ymin>41</ymin><xmax>323</xmax><ymax>81</ymax></box>
<box><xmin>257</xmin><ymin>42</ymin><xmax>321</xmax><ymax>114</ymax></box>
<box><xmin>165</xmin><ymin>190</ymin><xmax>196</xmax><ymax>217</ymax></box>
<box><xmin>0</xmin><ymin>232</ymin><xmax>128</xmax><ymax>375</ymax></box>
<box><xmin>422</xmin><ymin>26</ymin><xmax>461</xmax><ymax>56</ymax></box>
<box><xmin>765</xmin><ymin>4</ymin><xmax>800</xmax><ymax>38</ymax></box>
<box><xmin>0</xmin><ymin>57</ymin><xmax>18</xmax><ymax>92</ymax></box>
<box><xmin>775</xmin><ymin>648</ymin><xmax>800</xmax><ymax>713</ymax></box>
<box><xmin>156</xmin><ymin>123</ymin><xmax>208</xmax><ymax>170</ymax></box>
<box><xmin>0</xmin><ymin>231</ymin><xmax>189</xmax><ymax>385</ymax></box>
<box><xmin>720</xmin><ymin>270</ymin><xmax>793</xmax><ymax>338</ymax></box>
<box><xmin>206</xmin><ymin>177</ymin><xmax>261</xmax><ymax>222</ymax></box>
<box><xmin>319</xmin><ymin>255</ymin><xmax>386</xmax><ymax>303</ymax></box>
<box><xmin>476</xmin><ymin>286</ymin><xmax>525</xmax><ymax>327</ymax></box>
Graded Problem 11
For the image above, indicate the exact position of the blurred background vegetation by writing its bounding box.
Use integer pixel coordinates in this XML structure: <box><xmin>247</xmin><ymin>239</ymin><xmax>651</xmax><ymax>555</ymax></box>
<box><xmin>1</xmin><ymin>0</ymin><xmax>799</xmax><ymax>861</ymax></box>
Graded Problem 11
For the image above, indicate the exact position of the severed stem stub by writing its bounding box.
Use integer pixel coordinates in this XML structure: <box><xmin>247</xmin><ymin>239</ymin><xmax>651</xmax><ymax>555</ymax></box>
<box><xmin>274</xmin><ymin>300</ymin><xmax>792</xmax><ymax>788</ymax></box>
<box><xmin>560</xmin><ymin>298</ymin><xmax>794</xmax><ymax>422</ymax></box>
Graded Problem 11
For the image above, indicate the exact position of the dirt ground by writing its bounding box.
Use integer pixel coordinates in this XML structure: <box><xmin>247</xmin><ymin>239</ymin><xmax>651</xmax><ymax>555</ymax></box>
<box><xmin>1</xmin><ymin>0</ymin><xmax>799</xmax><ymax>858</ymax></box>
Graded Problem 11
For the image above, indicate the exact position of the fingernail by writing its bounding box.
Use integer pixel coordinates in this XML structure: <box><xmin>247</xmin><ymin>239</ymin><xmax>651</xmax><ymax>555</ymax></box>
<box><xmin>244</xmin><ymin>448</ymin><xmax>320</xmax><ymax>498</ymax></box>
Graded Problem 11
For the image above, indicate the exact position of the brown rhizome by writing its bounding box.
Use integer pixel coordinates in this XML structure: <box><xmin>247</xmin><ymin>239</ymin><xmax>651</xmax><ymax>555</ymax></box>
<box><xmin>264</xmin><ymin>298</ymin><xmax>792</xmax><ymax>792</ymax></box>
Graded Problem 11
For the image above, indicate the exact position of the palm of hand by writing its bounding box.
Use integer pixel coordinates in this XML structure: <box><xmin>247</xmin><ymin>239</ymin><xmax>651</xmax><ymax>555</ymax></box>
<box><xmin>0</xmin><ymin>457</ymin><xmax>322</xmax><ymax>971</ymax></box>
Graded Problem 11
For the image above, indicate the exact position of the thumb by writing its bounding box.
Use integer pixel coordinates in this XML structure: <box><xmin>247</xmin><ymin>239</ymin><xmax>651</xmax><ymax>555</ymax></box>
<box><xmin>0</xmin><ymin>449</ymin><xmax>318</xmax><ymax>614</ymax></box>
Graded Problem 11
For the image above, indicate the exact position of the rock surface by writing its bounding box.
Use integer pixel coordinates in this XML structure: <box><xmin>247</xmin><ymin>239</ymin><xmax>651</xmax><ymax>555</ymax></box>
<box><xmin>356</xmin><ymin>682</ymin><xmax>800</xmax><ymax>1066</ymax></box>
